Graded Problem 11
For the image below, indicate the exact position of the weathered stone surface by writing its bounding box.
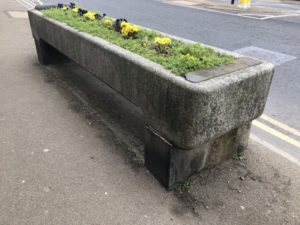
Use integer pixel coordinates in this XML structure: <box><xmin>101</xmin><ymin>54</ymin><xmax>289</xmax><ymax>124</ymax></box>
<box><xmin>145</xmin><ymin>123</ymin><xmax>251</xmax><ymax>189</ymax></box>
<box><xmin>34</xmin><ymin>38</ymin><xmax>68</xmax><ymax>64</ymax></box>
<box><xmin>28</xmin><ymin>9</ymin><xmax>274</xmax><ymax>188</ymax></box>
<box><xmin>185</xmin><ymin>57</ymin><xmax>261</xmax><ymax>83</ymax></box>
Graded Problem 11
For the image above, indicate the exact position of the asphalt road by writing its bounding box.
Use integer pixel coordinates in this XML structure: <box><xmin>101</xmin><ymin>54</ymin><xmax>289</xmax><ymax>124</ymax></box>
<box><xmin>26</xmin><ymin>0</ymin><xmax>300</xmax><ymax>161</ymax></box>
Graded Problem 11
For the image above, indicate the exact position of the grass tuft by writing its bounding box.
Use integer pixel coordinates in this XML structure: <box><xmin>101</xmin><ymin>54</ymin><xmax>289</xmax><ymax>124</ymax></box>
<box><xmin>176</xmin><ymin>180</ymin><xmax>193</xmax><ymax>193</ymax></box>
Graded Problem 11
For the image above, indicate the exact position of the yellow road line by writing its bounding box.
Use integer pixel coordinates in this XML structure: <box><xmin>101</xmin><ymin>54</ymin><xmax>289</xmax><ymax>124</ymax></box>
<box><xmin>260</xmin><ymin>114</ymin><xmax>300</xmax><ymax>138</ymax></box>
<box><xmin>252</xmin><ymin>120</ymin><xmax>300</xmax><ymax>149</ymax></box>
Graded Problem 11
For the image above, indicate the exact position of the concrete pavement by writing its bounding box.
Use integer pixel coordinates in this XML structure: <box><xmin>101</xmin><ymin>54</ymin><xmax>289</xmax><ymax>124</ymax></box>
<box><xmin>1</xmin><ymin>0</ymin><xmax>300</xmax><ymax>224</ymax></box>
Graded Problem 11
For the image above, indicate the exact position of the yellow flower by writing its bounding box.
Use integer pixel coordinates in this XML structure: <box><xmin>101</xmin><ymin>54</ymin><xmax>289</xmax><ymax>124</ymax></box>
<box><xmin>181</xmin><ymin>53</ymin><xmax>197</xmax><ymax>61</ymax></box>
<box><xmin>84</xmin><ymin>11</ymin><xmax>96</xmax><ymax>21</ymax></box>
<box><xmin>120</xmin><ymin>22</ymin><xmax>139</xmax><ymax>37</ymax></box>
<box><xmin>142</xmin><ymin>42</ymin><xmax>148</xmax><ymax>48</ymax></box>
<box><xmin>72</xmin><ymin>7</ymin><xmax>78</xmax><ymax>13</ymax></box>
<box><xmin>154</xmin><ymin>37</ymin><xmax>172</xmax><ymax>45</ymax></box>
<box><xmin>103</xmin><ymin>19</ymin><xmax>113</xmax><ymax>27</ymax></box>
<box><xmin>62</xmin><ymin>6</ymin><xmax>68</xmax><ymax>11</ymax></box>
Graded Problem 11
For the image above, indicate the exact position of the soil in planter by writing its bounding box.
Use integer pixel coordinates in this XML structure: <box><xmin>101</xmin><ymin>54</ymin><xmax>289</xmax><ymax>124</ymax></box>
<box><xmin>42</xmin><ymin>7</ymin><xmax>234</xmax><ymax>75</ymax></box>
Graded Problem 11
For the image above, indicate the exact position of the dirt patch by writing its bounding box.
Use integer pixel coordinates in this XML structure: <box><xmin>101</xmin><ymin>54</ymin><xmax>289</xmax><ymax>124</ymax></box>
<box><xmin>172</xmin><ymin>142</ymin><xmax>300</xmax><ymax>225</ymax></box>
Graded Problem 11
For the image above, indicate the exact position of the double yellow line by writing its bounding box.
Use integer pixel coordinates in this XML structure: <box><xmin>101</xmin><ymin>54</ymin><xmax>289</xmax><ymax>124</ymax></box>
<box><xmin>253</xmin><ymin>115</ymin><xmax>300</xmax><ymax>148</ymax></box>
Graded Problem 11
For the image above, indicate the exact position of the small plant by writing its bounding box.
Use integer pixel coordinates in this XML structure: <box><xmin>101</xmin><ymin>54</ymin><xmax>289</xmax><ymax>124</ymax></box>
<box><xmin>120</xmin><ymin>22</ymin><xmax>139</xmax><ymax>38</ymax></box>
<box><xmin>57</xmin><ymin>3</ymin><xmax>68</xmax><ymax>11</ymax></box>
<box><xmin>72</xmin><ymin>7</ymin><xmax>78</xmax><ymax>13</ymax></box>
<box><xmin>141</xmin><ymin>36</ymin><xmax>151</xmax><ymax>48</ymax></box>
<box><xmin>78</xmin><ymin>8</ymin><xmax>88</xmax><ymax>16</ymax></box>
<box><xmin>232</xmin><ymin>153</ymin><xmax>242</xmax><ymax>161</ymax></box>
<box><xmin>69</xmin><ymin>2</ymin><xmax>76</xmax><ymax>9</ymax></box>
<box><xmin>114</xmin><ymin>18</ymin><xmax>127</xmax><ymax>32</ymax></box>
<box><xmin>177</xmin><ymin>180</ymin><xmax>193</xmax><ymax>193</ymax></box>
<box><xmin>142</xmin><ymin>42</ymin><xmax>149</xmax><ymax>48</ymax></box>
<box><xmin>84</xmin><ymin>11</ymin><xmax>97</xmax><ymax>21</ymax></box>
<box><xmin>113</xmin><ymin>19</ymin><xmax>139</xmax><ymax>38</ymax></box>
<box><xmin>95</xmin><ymin>13</ymin><xmax>106</xmax><ymax>20</ymax></box>
<box><xmin>181</xmin><ymin>53</ymin><xmax>197</xmax><ymax>61</ymax></box>
<box><xmin>154</xmin><ymin>37</ymin><xmax>172</xmax><ymax>54</ymax></box>
<box><xmin>154</xmin><ymin>37</ymin><xmax>172</xmax><ymax>45</ymax></box>
<box><xmin>103</xmin><ymin>18</ymin><xmax>113</xmax><ymax>28</ymax></box>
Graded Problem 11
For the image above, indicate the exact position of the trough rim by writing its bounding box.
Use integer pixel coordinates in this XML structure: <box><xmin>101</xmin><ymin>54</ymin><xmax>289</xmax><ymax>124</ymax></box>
<box><xmin>28</xmin><ymin>9</ymin><xmax>274</xmax><ymax>94</ymax></box>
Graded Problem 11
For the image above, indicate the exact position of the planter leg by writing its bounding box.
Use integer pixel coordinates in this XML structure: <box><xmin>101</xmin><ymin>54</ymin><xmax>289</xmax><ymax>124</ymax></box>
<box><xmin>145</xmin><ymin>126</ymin><xmax>209</xmax><ymax>190</ymax></box>
<box><xmin>145</xmin><ymin>123</ymin><xmax>251</xmax><ymax>190</ymax></box>
<box><xmin>34</xmin><ymin>38</ymin><xmax>68</xmax><ymax>65</ymax></box>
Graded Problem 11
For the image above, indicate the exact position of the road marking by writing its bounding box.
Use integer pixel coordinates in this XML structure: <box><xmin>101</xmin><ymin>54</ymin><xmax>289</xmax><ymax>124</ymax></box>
<box><xmin>251</xmin><ymin>134</ymin><xmax>300</xmax><ymax>167</ymax></box>
<box><xmin>16</xmin><ymin>0</ymin><xmax>32</xmax><ymax>9</ymax></box>
<box><xmin>16</xmin><ymin>0</ymin><xmax>35</xmax><ymax>9</ymax></box>
<box><xmin>234</xmin><ymin>46</ymin><xmax>296</xmax><ymax>66</ymax></box>
<box><xmin>7</xmin><ymin>11</ymin><xmax>28</xmax><ymax>18</ymax></box>
<box><xmin>164</xmin><ymin>1</ymin><xmax>300</xmax><ymax>20</ymax></box>
<box><xmin>22</xmin><ymin>0</ymin><xmax>35</xmax><ymax>7</ymax></box>
<box><xmin>260</xmin><ymin>114</ymin><xmax>300</xmax><ymax>138</ymax></box>
<box><xmin>171</xmin><ymin>0</ymin><xmax>197</xmax><ymax>5</ymax></box>
<box><xmin>36</xmin><ymin>0</ymin><xmax>43</xmax><ymax>5</ymax></box>
<box><xmin>252</xmin><ymin>120</ymin><xmax>300</xmax><ymax>149</ymax></box>
<box><xmin>164</xmin><ymin>1</ymin><xmax>263</xmax><ymax>20</ymax></box>
<box><xmin>240</xmin><ymin>13</ymin><xmax>270</xmax><ymax>18</ymax></box>
<box><xmin>261</xmin><ymin>13</ymin><xmax>300</xmax><ymax>20</ymax></box>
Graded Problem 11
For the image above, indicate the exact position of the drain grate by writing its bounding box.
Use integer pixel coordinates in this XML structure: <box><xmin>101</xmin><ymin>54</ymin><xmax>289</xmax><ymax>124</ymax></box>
<box><xmin>7</xmin><ymin>11</ymin><xmax>28</xmax><ymax>19</ymax></box>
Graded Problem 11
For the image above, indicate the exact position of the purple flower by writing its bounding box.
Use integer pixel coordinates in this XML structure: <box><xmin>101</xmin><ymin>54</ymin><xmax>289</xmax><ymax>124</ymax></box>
<box><xmin>94</xmin><ymin>13</ymin><xmax>106</xmax><ymax>20</ymax></box>
<box><xmin>69</xmin><ymin>2</ymin><xmax>76</xmax><ymax>9</ymax></box>
<box><xmin>78</xmin><ymin>8</ymin><xmax>88</xmax><ymax>16</ymax></box>
<box><xmin>114</xmin><ymin>18</ymin><xmax>127</xmax><ymax>32</ymax></box>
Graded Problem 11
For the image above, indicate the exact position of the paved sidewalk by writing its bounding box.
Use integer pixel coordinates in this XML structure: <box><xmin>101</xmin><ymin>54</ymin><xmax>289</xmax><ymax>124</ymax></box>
<box><xmin>0</xmin><ymin>1</ymin><xmax>300</xmax><ymax>225</ymax></box>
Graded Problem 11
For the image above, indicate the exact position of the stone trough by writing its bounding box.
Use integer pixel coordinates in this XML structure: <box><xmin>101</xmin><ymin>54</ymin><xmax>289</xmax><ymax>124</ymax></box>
<box><xmin>28</xmin><ymin>7</ymin><xmax>274</xmax><ymax>189</ymax></box>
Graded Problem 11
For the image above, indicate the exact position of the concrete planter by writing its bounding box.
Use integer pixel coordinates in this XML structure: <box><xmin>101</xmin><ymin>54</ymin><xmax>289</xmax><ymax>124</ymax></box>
<box><xmin>28</xmin><ymin>8</ymin><xmax>274</xmax><ymax>189</ymax></box>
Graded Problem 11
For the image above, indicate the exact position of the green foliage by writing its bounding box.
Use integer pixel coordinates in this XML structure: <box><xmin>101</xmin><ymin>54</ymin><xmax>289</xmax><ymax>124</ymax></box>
<box><xmin>177</xmin><ymin>180</ymin><xmax>193</xmax><ymax>193</ymax></box>
<box><xmin>232</xmin><ymin>153</ymin><xmax>242</xmax><ymax>161</ymax></box>
<box><xmin>42</xmin><ymin>8</ymin><xmax>234</xmax><ymax>75</ymax></box>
